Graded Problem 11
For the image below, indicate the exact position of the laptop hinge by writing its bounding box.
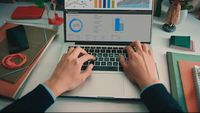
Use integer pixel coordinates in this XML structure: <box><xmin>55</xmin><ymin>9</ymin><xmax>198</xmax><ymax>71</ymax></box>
<box><xmin>74</xmin><ymin>41</ymin><xmax>150</xmax><ymax>45</ymax></box>
<box><xmin>74</xmin><ymin>41</ymin><xmax>131</xmax><ymax>46</ymax></box>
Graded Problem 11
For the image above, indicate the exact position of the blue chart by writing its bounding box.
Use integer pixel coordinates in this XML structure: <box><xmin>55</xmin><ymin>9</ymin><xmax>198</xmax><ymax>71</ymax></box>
<box><xmin>69</xmin><ymin>18</ymin><xmax>83</xmax><ymax>33</ymax></box>
<box><xmin>115</xmin><ymin>18</ymin><xmax>124</xmax><ymax>32</ymax></box>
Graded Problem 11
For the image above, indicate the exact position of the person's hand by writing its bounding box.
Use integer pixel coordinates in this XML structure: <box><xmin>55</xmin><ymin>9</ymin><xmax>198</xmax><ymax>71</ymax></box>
<box><xmin>44</xmin><ymin>47</ymin><xmax>95</xmax><ymax>97</ymax></box>
<box><xmin>120</xmin><ymin>41</ymin><xmax>160</xmax><ymax>90</ymax></box>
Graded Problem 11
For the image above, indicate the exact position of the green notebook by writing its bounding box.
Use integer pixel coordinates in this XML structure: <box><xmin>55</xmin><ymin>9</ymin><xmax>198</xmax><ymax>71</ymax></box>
<box><xmin>166</xmin><ymin>52</ymin><xmax>200</xmax><ymax>112</ymax></box>
<box><xmin>170</xmin><ymin>36</ymin><xmax>191</xmax><ymax>48</ymax></box>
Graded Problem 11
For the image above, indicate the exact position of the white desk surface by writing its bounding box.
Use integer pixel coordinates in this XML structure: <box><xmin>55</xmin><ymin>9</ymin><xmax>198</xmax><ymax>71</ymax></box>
<box><xmin>0</xmin><ymin>2</ymin><xmax>200</xmax><ymax>112</ymax></box>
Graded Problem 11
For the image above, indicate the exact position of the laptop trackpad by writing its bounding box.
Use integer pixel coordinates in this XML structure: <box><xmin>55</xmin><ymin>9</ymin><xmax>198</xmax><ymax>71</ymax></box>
<box><xmin>62</xmin><ymin>73</ymin><xmax>124</xmax><ymax>98</ymax></box>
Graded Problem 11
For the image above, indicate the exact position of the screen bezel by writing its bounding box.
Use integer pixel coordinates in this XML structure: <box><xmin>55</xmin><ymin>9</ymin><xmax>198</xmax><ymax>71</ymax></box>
<box><xmin>63</xmin><ymin>3</ymin><xmax>153</xmax><ymax>45</ymax></box>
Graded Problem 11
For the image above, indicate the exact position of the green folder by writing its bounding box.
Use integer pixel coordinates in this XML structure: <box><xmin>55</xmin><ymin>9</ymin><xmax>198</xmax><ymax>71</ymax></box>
<box><xmin>166</xmin><ymin>52</ymin><xmax>200</xmax><ymax>112</ymax></box>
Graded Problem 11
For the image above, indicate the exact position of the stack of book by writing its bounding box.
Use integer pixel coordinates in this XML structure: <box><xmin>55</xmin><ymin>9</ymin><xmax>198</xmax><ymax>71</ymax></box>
<box><xmin>0</xmin><ymin>22</ymin><xmax>57</xmax><ymax>100</ymax></box>
<box><xmin>167</xmin><ymin>52</ymin><xmax>200</xmax><ymax>112</ymax></box>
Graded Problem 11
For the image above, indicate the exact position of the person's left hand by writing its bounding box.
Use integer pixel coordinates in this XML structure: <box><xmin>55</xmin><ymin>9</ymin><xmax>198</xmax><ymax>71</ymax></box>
<box><xmin>44</xmin><ymin>47</ymin><xmax>95</xmax><ymax>97</ymax></box>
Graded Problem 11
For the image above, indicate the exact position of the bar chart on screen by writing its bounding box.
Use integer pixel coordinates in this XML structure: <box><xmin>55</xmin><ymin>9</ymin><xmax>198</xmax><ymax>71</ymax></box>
<box><xmin>65</xmin><ymin>0</ymin><xmax>93</xmax><ymax>9</ymax></box>
<box><xmin>65</xmin><ymin>0</ymin><xmax>152</xmax><ymax>10</ymax></box>
<box><xmin>115</xmin><ymin>18</ymin><xmax>124</xmax><ymax>32</ymax></box>
<box><xmin>65</xmin><ymin>0</ymin><xmax>116</xmax><ymax>9</ymax></box>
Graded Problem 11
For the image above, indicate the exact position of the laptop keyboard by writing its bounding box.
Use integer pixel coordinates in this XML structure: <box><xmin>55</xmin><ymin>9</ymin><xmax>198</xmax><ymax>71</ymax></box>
<box><xmin>69</xmin><ymin>46</ymin><xmax>128</xmax><ymax>72</ymax></box>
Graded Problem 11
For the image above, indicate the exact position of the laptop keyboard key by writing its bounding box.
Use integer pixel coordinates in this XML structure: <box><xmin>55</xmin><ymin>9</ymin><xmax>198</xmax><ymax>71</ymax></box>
<box><xmin>119</xmin><ymin>47</ymin><xmax>124</xmax><ymax>50</ymax></box>
<box><xmin>117</xmin><ymin>50</ymin><xmax>122</xmax><ymax>53</ymax></box>
<box><xmin>95</xmin><ymin>62</ymin><xmax>100</xmax><ymax>66</ymax></box>
<box><xmin>107</xmin><ymin>62</ymin><xmax>112</xmax><ymax>66</ymax></box>
<box><xmin>115</xmin><ymin>57</ymin><xmax>119</xmax><ymax>61</ymax></box>
<box><xmin>95</xmin><ymin>49</ymin><xmax>100</xmax><ymax>53</ymax></box>
<box><xmin>114</xmin><ymin>54</ymin><xmax>119</xmax><ymax>57</ymax></box>
<box><xmin>112</xmin><ymin>50</ymin><xmax>117</xmax><ymax>53</ymax></box>
<box><xmin>99</xmin><ymin>57</ymin><xmax>103</xmax><ymax>61</ymax></box>
<box><xmin>101</xmin><ymin>50</ymin><xmax>105</xmax><ymax>53</ymax></box>
<box><xmin>97</xmin><ymin>53</ymin><xmax>102</xmax><ymax>57</ymax></box>
<box><xmin>113</xmin><ymin>62</ymin><xmax>119</xmax><ymax>66</ymax></box>
<box><xmin>90</xmin><ymin>49</ymin><xmax>94</xmax><ymax>52</ymax></box>
<box><xmin>103</xmin><ymin>54</ymin><xmax>108</xmax><ymax>57</ymax></box>
<box><xmin>101</xmin><ymin>62</ymin><xmax>106</xmax><ymax>66</ymax></box>
<box><xmin>109</xmin><ymin>54</ymin><xmax>114</xmax><ymax>57</ymax></box>
<box><xmin>106</xmin><ymin>50</ymin><xmax>110</xmax><ymax>53</ymax></box>
<box><xmin>104</xmin><ymin>58</ymin><xmax>109</xmax><ymax>62</ymax></box>
<box><xmin>110</xmin><ymin>58</ymin><xmax>115</xmax><ymax>61</ymax></box>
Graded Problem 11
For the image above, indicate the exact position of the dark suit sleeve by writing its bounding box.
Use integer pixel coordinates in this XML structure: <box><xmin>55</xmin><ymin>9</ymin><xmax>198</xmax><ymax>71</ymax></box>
<box><xmin>1</xmin><ymin>85</ymin><xmax>54</xmax><ymax>112</ymax></box>
<box><xmin>140</xmin><ymin>84</ymin><xmax>183</xmax><ymax>112</ymax></box>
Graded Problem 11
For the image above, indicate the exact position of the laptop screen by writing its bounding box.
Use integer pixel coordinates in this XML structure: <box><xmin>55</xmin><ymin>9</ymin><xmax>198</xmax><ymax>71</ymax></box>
<box><xmin>64</xmin><ymin>0</ymin><xmax>152</xmax><ymax>44</ymax></box>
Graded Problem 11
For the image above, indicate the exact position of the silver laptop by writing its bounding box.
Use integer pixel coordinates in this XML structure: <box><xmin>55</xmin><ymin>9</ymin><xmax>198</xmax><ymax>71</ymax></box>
<box><xmin>60</xmin><ymin>0</ymin><xmax>153</xmax><ymax>99</ymax></box>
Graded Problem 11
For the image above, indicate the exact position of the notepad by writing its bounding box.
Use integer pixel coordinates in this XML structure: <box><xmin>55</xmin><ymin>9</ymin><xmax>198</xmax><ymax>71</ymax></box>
<box><xmin>178</xmin><ymin>60</ymin><xmax>200</xmax><ymax>112</ymax></box>
<box><xmin>193</xmin><ymin>66</ymin><xmax>200</xmax><ymax>111</ymax></box>
<box><xmin>166</xmin><ymin>52</ymin><xmax>200</xmax><ymax>112</ymax></box>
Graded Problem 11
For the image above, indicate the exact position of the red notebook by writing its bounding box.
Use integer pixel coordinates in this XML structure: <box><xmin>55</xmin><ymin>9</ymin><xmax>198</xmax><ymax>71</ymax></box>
<box><xmin>178</xmin><ymin>60</ymin><xmax>200</xmax><ymax>112</ymax></box>
<box><xmin>11</xmin><ymin>6</ymin><xmax>44</xmax><ymax>19</ymax></box>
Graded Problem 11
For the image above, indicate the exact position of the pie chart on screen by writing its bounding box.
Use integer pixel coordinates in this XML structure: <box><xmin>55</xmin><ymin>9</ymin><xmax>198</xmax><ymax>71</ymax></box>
<box><xmin>69</xmin><ymin>18</ymin><xmax>83</xmax><ymax>33</ymax></box>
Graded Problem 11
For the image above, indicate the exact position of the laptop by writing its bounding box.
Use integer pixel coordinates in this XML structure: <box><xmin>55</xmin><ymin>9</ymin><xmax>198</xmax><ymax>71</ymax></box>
<box><xmin>60</xmin><ymin>0</ymin><xmax>153</xmax><ymax>99</ymax></box>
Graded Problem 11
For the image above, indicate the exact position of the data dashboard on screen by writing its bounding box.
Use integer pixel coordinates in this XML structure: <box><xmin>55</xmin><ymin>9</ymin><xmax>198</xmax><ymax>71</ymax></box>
<box><xmin>64</xmin><ymin>0</ymin><xmax>152</xmax><ymax>43</ymax></box>
<box><xmin>65</xmin><ymin>12</ymin><xmax>152</xmax><ymax>42</ymax></box>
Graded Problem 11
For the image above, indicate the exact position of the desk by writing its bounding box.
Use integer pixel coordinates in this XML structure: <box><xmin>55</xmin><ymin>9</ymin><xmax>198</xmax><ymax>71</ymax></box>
<box><xmin>0</xmin><ymin>2</ymin><xmax>200</xmax><ymax>112</ymax></box>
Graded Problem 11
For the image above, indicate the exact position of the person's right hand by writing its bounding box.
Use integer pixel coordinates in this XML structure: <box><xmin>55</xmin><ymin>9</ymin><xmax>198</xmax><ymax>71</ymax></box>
<box><xmin>45</xmin><ymin>47</ymin><xmax>95</xmax><ymax>97</ymax></box>
<box><xmin>119</xmin><ymin>41</ymin><xmax>160</xmax><ymax>90</ymax></box>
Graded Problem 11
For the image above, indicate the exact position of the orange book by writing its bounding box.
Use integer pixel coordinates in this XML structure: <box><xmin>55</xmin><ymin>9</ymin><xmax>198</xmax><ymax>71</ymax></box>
<box><xmin>0</xmin><ymin>48</ymin><xmax>44</xmax><ymax>99</ymax></box>
<box><xmin>178</xmin><ymin>60</ymin><xmax>200</xmax><ymax>112</ymax></box>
